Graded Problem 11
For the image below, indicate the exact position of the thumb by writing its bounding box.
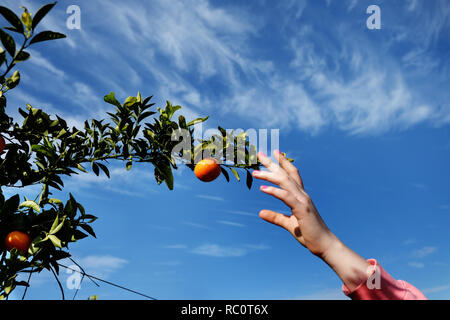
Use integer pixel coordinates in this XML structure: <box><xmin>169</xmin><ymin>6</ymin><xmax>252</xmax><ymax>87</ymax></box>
<box><xmin>259</xmin><ymin>209</ymin><xmax>292</xmax><ymax>231</ymax></box>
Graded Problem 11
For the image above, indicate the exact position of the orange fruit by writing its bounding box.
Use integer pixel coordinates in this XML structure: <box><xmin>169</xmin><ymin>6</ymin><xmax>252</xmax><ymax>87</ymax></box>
<box><xmin>194</xmin><ymin>158</ymin><xmax>221</xmax><ymax>182</ymax></box>
<box><xmin>0</xmin><ymin>135</ymin><xmax>5</xmax><ymax>153</ymax></box>
<box><xmin>5</xmin><ymin>231</ymin><xmax>31</xmax><ymax>253</ymax></box>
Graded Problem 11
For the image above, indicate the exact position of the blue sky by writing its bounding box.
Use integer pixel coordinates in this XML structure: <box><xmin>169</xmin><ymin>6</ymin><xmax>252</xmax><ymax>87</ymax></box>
<box><xmin>2</xmin><ymin>0</ymin><xmax>450</xmax><ymax>299</ymax></box>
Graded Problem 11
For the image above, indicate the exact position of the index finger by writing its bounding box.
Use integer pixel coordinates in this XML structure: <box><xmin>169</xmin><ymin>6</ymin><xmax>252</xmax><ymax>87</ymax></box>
<box><xmin>274</xmin><ymin>150</ymin><xmax>304</xmax><ymax>188</ymax></box>
<box><xmin>257</xmin><ymin>151</ymin><xmax>281</xmax><ymax>173</ymax></box>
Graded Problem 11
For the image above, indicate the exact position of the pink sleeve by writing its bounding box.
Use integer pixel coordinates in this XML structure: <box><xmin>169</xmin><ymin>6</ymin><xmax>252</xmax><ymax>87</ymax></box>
<box><xmin>342</xmin><ymin>259</ymin><xmax>428</xmax><ymax>300</ymax></box>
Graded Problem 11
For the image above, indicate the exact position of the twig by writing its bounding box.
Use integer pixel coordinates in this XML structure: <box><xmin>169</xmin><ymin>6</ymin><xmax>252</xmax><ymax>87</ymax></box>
<box><xmin>50</xmin><ymin>265</ymin><xmax>65</xmax><ymax>300</ymax></box>
<box><xmin>21</xmin><ymin>267</ymin><xmax>33</xmax><ymax>300</ymax></box>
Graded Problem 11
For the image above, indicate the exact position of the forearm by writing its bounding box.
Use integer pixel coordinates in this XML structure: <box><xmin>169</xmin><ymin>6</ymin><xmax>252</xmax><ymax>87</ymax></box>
<box><xmin>319</xmin><ymin>235</ymin><xmax>372</xmax><ymax>292</ymax></box>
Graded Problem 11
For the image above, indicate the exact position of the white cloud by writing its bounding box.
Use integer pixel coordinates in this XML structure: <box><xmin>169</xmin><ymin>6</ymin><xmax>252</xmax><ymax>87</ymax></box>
<box><xmin>217</xmin><ymin>220</ymin><xmax>246</xmax><ymax>228</ymax></box>
<box><xmin>190</xmin><ymin>244</ymin><xmax>247</xmax><ymax>257</ymax></box>
<box><xmin>182</xmin><ymin>221</ymin><xmax>212</xmax><ymax>230</ymax></box>
<box><xmin>422</xmin><ymin>283</ymin><xmax>450</xmax><ymax>295</ymax></box>
<box><xmin>408</xmin><ymin>262</ymin><xmax>425</xmax><ymax>268</ymax></box>
<box><xmin>196</xmin><ymin>194</ymin><xmax>225</xmax><ymax>201</ymax></box>
<box><xmin>413</xmin><ymin>246</ymin><xmax>437</xmax><ymax>258</ymax></box>
<box><xmin>224</xmin><ymin>210</ymin><xmax>257</xmax><ymax>217</ymax></box>
<box><xmin>189</xmin><ymin>243</ymin><xmax>271</xmax><ymax>257</ymax></box>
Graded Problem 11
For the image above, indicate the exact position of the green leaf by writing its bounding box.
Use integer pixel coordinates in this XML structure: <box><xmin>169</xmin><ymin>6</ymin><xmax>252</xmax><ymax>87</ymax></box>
<box><xmin>91</xmin><ymin>162</ymin><xmax>99</xmax><ymax>176</ymax></box>
<box><xmin>14</xmin><ymin>50</ymin><xmax>30</xmax><ymax>62</ymax></box>
<box><xmin>19</xmin><ymin>200</ymin><xmax>41</xmax><ymax>213</ymax></box>
<box><xmin>230</xmin><ymin>167</ymin><xmax>240</xmax><ymax>181</ymax></box>
<box><xmin>48</xmin><ymin>198</ymin><xmax>63</xmax><ymax>205</ymax></box>
<box><xmin>246</xmin><ymin>170</ymin><xmax>253</xmax><ymax>190</ymax></box>
<box><xmin>50</xmin><ymin>216</ymin><xmax>66</xmax><ymax>235</ymax></box>
<box><xmin>48</xmin><ymin>234</ymin><xmax>62</xmax><ymax>248</ymax></box>
<box><xmin>20</xmin><ymin>7</ymin><xmax>32</xmax><ymax>31</ymax></box>
<box><xmin>0</xmin><ymin>29</ymin><xmax>16</xmax><ymax>57</ymax></box>
<box><xmin>32</xmin><ymin>2</ymin><xmax>56</xmax><ymax>30</ymax></box>
<box><xmin>31</xmin><ymin>144</ymin><xmax>53</xmax><ymax>158</ymax></box>
<box><xmin>0</xmin><ymin>6</ymin><xmax>24</xmax><ymax>33</ymax></box>
<box><xmin>220</xmin><ymin>167</ymin><xmax>229</xmax><ymax>182</ymax></box>
<box><xmin>77</xmin><ymin>163</ymin><xmax>87</xmax><ymax>173</ymax></box>
<box><xmin>96</xmin><ymin>162</ymin><xmax>110</xmax><ymax>178</ymax></box>
<box><xmin>80</xmin><ymin>224</ymin><xmax>96</xmax><ymax>238</ymax></box>
<box><xmin>123</xmin><ymin>96</ymin><xmax>137</xmax><ymax>108</ymax></box>
<box><xmin>56</xmin><ymin>128</ymin><xmax>67</xmax><ymax>138</ymax></box>
<box><xmin>82</xmin><ymin>214</ymin><xmax>98</xmax><ymax>223</ymax></box>
<box><xmin>104</xmin><ymin>92</ymin><xmax>122</xmax><ymax>108</ymax></box>
<box><xmin>126</xmin><ymin>161</ymin><xmax>132</xmax><ymax>171</ymax></box>
<box><xmin>29</xmin><ymin>30</ymin><xmax>66</xmax><ymax>45</ymax></box>
<box><xmin>163</xmin><ymin>164</ymin><xmax>174</xmax><ymax>190</ymax></box>
<box><xmin>49</xmin><ymin>214</ymin><xmax>59</xmax><ymax>233</ymax></box>
<box><xmin>4</xmin><ymin>194</ymin><xmax>20</xmax><ymax>215</ymax></box>
<box><xmin>0</xmin><ymin>47</ymin><xmax>5</xmax><ymax>67</ymax></box>
<box><xmin>6</xmin><ymin>70</ymin><xmax>20</xmax><ymax>89</ymax></box>
<box><xmin>187</xmin><ymin>116</ymin><xmax>209</xmax><ymax>127</ymax></box>
<box><xmin>72</xmin><ymin>230</ymin><xmax>88</xmax><ymax>241</ymax></box>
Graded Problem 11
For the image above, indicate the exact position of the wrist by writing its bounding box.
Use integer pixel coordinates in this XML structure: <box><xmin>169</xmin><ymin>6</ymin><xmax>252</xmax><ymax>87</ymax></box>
<box><xmin>319</xmin><ymin>236</ymin><xmax>371</xmax><ymax>292</ymax></box>
<box><xmin>316</xmin><ymin>232</ymin><xmax>341</xmax><ymax>262</ymax></box>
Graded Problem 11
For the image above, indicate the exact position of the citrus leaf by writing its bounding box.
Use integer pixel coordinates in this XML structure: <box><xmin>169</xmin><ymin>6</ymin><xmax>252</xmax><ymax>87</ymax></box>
<box><xmin>14</xmin><ymin>50</ymin><xmax>30</xmax><ymax>62</ymax></box>
<box><xmin>29</xmin><ymin>30</ymin><xmax>66</xmax><ymax>45</ymax></box>
<box><xmin>123</xmin><ymin>96</ymin><xmax>137</xmax><ymax>108</ymax></box>
<box><xmin>0</xmin><ymin>29</ymin><xmax>15</xmax><ymax>57</ymax></box>
<box><xmin>230</xmin><ymin>167</ymin><xmax>240</xmax><ymax>181</ymax></box>
<box><xmin>49</xmin><ymin>214</ymin><xmax>59</xmax><ymax>233</ymax></box>
<box><xmin>96</xmin><ymin>162</ymin><xmax>110</xmax><ymax>178</ymax></box>
<box><xmin>104</xmin><ymin>92</ymin><xmax>121</xmax><ymax>108</ymax></box>
<box><xmin>21</xmin><ymin>7</ymin><xmax>32</xmax><ymax>31</ymax></box>
<box><xmin>32</xmin><ymin>2</ymin><xmax>56</xmax><ymax>30</ymax></box>
<box><xmin>91</xmin><ymin>162</ymin><xmax>99</xmax><ymax>176</ymax></box>
<box><xmin>0</xmin><ymin>6</ymin><xmax>24</xmax><ymax>33</ymax></box>
<box><xmin>19</xmin><ymin>200</ymin><xmax>40</xmax><ymax>212</ymax></box>
<box><xmin>246</xmin><ymin>170</ymin><xmax>253</xmax><ymax>190</ymax></box>
<box><xmin>48</xmin><ymin>234</ymin><xmax>62</xmax><ymax>248</ymax></box>
<box><xmin>126</xmin><ymin>161</ymin><xmax>132</xmax><ymax>171</ymax></box>
<box><xmin>187</xmin><ymin>116</ymin><xmax>209</xmax><ymax>127</ymax></box>
<box><xmin>31</xmin><ymin>144</ymin><xmax>53</xmax><ymax>158</ymax></box>
<box><xmin>77</xmin><ymin>163</ymin><xmax>87</xmax><ymax>173</ymax></box>
<box><xmin>220</xmin><ymin>167</ymin><xmax>229</xmax><ymax>182</ymax></box>
<box><xmin>50</xmin><ymin>217</ymin><xmax>66</xmax><ymax>235</ymax></box>
<box><xmin>80</xmin><ymin>224</ymin><xmax>96</xmax><ymax>238</ymax></box>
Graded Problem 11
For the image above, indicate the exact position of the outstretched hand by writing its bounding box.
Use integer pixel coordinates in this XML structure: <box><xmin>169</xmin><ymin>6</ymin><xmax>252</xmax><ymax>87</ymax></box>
<box><xmin>253</xmin><ymin>150</ymin><xmax>337</xmax><ymax>258</ymax></box>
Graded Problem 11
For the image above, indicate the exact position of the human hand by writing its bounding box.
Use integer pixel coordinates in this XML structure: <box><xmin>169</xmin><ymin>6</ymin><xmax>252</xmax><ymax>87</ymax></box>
<box><xmin>253</xmin><ymin>150</ymin><xmax>338</xmax><ymax>258</ymax></box>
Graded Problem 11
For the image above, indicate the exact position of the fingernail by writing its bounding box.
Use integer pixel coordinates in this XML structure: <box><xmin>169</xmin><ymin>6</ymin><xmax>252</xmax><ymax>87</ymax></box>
<box><xmin>258</xmin><ymin>151</ymin><xmax>266</xmax><ymax>157</ymax></box>
<box><xmin>253</xmin><ymin>170</ymin><xmax>261</xmax><ymax>175</ymax></box>
<box><xmin>275</xmin><ymin>150</ymin><xmax>281</xmax><ymax>155</ymax></box>
<box><xmin>260</xmin><ymin>185</ymin><xmax>269</xmax><ymax>190</ymax></box>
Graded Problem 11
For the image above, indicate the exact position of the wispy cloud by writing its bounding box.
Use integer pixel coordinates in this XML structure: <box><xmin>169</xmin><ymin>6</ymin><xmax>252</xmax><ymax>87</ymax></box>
<box><xmin>72</xmin><ymin>255</ymin><xmax>128</xmax><ymax>278</ymax></box>
<box><xmin>408</xmin><ymin>262</ymin><xmax>425</xmax><ymax>269</ymax></box>
<box><xmin>422</xmin><ymin>283</ymin><xmax>450</xmax><ymax>295</ymax></box>
<box><xmin>412</xmin><ymin>246</ymin><xmax>437</xmax><ymax>258</ymax></box>
<box><xmin>196</xmin><ymin>194</ymin><xmax>225</xmax><ymax>201</ymax></box>
<box><xmin>402</xmin><ymin>239</ymin><xmax>416</xmax><ymax>246</ymax></box>
<box><xmin>182</xmin><ymin>221</ymin><xmax>212</xmax><ymax>230</ymax></box>
<box><xmin>217</xmin><ymin>220</ymin><xmax>246</xmax><ymax>228</ymax></box>
<box><xmin>190</xmin><ymin>244</ymin><xmax>247</xmax><ymax>257</ymax></box>
<box><xmin>224</xmin><ymin>210</ymin><xmax>257</xmax><ymax>217</ymax></box>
